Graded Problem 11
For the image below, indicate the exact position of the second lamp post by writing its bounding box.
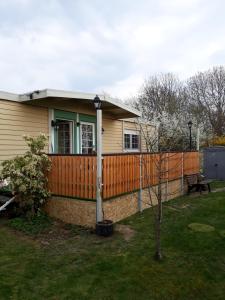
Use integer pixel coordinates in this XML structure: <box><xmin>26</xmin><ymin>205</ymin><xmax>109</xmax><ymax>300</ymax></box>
<box><xmin>188</xmin><ymin>120</ymin><xmax>193</xmax><ymax>150</ymax></box>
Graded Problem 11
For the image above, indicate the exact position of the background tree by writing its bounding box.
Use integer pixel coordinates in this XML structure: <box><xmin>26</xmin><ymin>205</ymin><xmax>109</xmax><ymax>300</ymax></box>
<box><xmin>187</xmin><ymin>66</ymin><xmax>225</xmax><ymax>138</ymax></box>
<box><xmin>133</xmin><ymin>73</ymin><xmax>195</xmax><ymax>150</ymax></box>
<box><xmin>135</xmin><ymin>73</ymin><xmax>185</xmax><ymax>119</ymax></box>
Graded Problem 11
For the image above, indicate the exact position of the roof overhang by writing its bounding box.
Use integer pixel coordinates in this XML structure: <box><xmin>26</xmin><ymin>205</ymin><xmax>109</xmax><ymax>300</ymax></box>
<box><xmin>18</xmin><ymin>89</ymin><xmax>141</xmax><ymax>119</ymax></box>
<box><xmin>0</xmin><ymin>90</ymin><xmax>19</xmax><ymax>101</ymax></box>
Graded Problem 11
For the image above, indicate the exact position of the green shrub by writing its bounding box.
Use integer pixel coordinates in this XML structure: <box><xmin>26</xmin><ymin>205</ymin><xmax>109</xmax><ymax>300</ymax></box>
<box><xmin>0</xmin><ymin>134</ymin><xmax>51</xmax><ymax>217</ymax></box>
<box><xmin>9</xmin><ymin>213</ymin><xmax>52</xmax><ymax>235</ymax></box>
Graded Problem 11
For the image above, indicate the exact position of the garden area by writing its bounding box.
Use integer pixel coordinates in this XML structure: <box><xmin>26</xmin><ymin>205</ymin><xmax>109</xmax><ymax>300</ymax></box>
<box><xmin>1</xmin><ymin>181</ymin><xmax>225</xmax><ymax>300</ymax></box>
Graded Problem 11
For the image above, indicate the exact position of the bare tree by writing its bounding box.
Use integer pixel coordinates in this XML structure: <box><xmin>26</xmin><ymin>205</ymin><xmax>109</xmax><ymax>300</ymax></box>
<box><xmin>137</xmin><ymin>117</ymin><xmax>184</xmax><ymax>260</ymax></box>
<box><xmin>187</xmin><ymin>66</ymin><xmax>225</xmax><ymax>137</ymax></box>
<box><xmin>134</xmin><ymin>73</ymin><xmax>186</xmax><ymax>120</ymax></box>
<box><xmin>133</xmin><ymin>73</ymin><xmax>194</xmax><ymax>150</ymax></box>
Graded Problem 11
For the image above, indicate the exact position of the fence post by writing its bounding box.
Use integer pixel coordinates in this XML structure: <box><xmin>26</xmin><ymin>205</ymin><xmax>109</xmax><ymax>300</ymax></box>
<box><xmin>181</xmin><ymin>152</ymin><xmax>184</xmax><ymax>195</ymax></box>
<box><xmin>138</xmin><ymin>153</ymin><xmax>143</xmax><ymax>212</ymax></box>
<box><xmin>166</xmin><ymin>153</ymin><xmax>169</xmax><ymax>201</ymax></box>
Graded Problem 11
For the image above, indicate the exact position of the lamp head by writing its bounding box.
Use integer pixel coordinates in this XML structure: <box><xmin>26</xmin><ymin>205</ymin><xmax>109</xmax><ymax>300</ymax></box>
<box><xmin>188</xmin><ymin>120</ymin><xmax>193</xmax><ymax>129</ymax></box>
<box><xmin>93</xmin><ymin>95</ymin><xmax>102</xmax><ymax>110</ymax></box>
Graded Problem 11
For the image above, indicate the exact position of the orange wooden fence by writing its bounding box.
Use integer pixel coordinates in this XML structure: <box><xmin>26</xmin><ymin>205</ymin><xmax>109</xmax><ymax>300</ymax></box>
<box><xmin>48</xmin><ymin>151</ymin><xmax>199</xmax><ymax>200</ymax></box>
<box><xmin>48</xmin><ymin>155</ymin><xmax>96</xmax><ymax>200</ymax></box>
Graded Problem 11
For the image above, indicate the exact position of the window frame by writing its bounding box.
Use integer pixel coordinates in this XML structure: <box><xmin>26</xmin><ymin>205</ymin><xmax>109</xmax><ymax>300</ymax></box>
<box><xmin>123</xmin><ymin>129</ymin><xmax>140</xmax><ymax>152</ymax></box>
<box><xmin>80</xmin><ymin>121</ymin><xmax>96</xmax><ymax>154</ymax></box>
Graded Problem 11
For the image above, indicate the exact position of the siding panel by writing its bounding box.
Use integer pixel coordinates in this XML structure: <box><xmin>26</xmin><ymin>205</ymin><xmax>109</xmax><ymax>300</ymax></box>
<box><xmin>0</xmin><ymin>100</ymin><xmax>48</xmax><ymax>166</ymax></box>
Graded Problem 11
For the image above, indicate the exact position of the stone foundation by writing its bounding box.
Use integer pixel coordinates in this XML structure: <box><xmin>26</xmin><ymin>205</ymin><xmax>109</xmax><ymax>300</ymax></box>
<box><xmin>45</xmin><ymin>178</ymin><xmax>183</xmax><ymax>227</ymax></box>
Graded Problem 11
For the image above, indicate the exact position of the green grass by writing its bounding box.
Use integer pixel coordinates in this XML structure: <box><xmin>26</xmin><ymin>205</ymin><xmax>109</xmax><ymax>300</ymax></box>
<box><xmin>211</xmin><ymin>180</ymin><xmax>225</xmax><ymax>190</ymax></box>
<box><xmin>1</xmin><ymin>189</ymin><xmax>225</xmax><ymax>300</ymax></box>
<box><xmin>9</xmin><ymin>213</ymin><xmax>52</xmax><ymax>235</ymax></box>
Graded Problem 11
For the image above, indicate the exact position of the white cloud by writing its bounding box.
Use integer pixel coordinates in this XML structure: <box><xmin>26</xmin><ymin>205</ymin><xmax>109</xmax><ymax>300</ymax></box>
<box><xmin>98</xmin><ymin>74</ymin><xmax>144</xmax><ymax>100</ymax></box>
<box><xmin>0</xmin><ymin>0</ymin><xmax>225</xmax><ymax>100</ymax></box>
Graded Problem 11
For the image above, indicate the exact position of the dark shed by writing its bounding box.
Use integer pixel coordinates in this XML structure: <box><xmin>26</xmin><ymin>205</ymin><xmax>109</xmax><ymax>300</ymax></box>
<box><xmin>203</xmin><ymin>147</ymin><xmax>225</xmax><ymax>180</ymax></box>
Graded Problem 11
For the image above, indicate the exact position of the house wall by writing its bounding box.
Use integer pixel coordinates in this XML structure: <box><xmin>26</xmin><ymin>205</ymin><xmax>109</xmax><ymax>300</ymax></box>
<box><xmin>0</xmin><ymin>99</ymin><xmax>48</xmax><ymax>166</ymax></box>
<box><xmin>34</xmin><ymin>98</ymin><xmax>154</xmax><ymax>153</ymax></box>
<box><xmin>0</xmin><ymin>98</ymin><xmax>154</xmax><ymax>165</ymax></box>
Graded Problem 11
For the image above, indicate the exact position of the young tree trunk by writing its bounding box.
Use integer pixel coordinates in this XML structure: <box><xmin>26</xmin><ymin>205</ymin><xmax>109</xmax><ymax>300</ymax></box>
<box><xmin>154</xmin><ymin>154</ymin><xmax>163</xmax><ymax>260</ymax></box>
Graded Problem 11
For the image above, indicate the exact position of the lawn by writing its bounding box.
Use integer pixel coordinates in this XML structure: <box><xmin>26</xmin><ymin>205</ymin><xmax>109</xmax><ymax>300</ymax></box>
<box><xmin>1</xmin><ymin>182</ymin><xmax>225</xmax><ymax>300</ymax></box>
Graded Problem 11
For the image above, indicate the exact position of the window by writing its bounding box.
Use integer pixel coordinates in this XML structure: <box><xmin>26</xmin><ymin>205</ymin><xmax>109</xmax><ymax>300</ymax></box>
<box><xmin>56</xmin><ymin>119</ymin><xmax>73</xmax><ymax>154</ymax></box>
<box><xmin>53</xmin><ymin>110</ymin><xmax>96</xmax><ymax>154</ymax></box>
<box><xmin>124</xmin><ymin>130</ymin><xmax>140</xmax><ymax>151</ymax></box>
<box><xmin>80</xmin><ymin>122</ymin><xmax>95</xmax><ymax>154</ymax></box>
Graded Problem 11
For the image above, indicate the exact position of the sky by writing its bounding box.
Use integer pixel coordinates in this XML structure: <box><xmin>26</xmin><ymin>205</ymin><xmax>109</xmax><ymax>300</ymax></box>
<box><xmin>0</xmin><ymin>0</ymin><xmax>225</xmax><ymax>100</ymax></box>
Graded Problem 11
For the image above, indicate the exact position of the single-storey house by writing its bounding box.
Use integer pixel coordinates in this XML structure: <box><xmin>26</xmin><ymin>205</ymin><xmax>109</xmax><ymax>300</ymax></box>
<box><xmin>0</xmin><ymin>89</ymin><xmax>154</xmax><ymax>164</ymax></box>
<box><xmin>0</xmin><ymin>89</ymin><xmax>199</xmax><ymax>226</ymax></box>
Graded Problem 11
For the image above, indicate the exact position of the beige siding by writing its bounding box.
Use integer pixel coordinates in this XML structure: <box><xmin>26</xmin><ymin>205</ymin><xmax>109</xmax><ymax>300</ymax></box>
<box><xmin>103</xmin><ymin>119</ymin><xmax>155</xmax><ymax>153</ymax></box>
<box><xmin>29</xmin><ymin>98</ymin><xmax>96</xmax><ymax>116</ymax></box>
<box><xmin>0</xmin><ymin>98</ymin><xmax>155</xmax><ymax>166</ymax></box>
<box><xmin>0</xmin><ymin>99</ymin><xmax>48</xmax><ymax>165</ymax></box>
<box><xmin>102</xmin><ymin>118</ymin><xmax>123</xmax><ymax>153</ymax></box>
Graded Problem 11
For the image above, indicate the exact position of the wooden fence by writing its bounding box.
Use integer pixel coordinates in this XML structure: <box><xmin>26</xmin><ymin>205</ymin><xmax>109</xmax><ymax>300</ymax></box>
<box><xmin>48</xmin><ymin>151</ymin><xmax>199</xmax><ymax>200</ymax></box>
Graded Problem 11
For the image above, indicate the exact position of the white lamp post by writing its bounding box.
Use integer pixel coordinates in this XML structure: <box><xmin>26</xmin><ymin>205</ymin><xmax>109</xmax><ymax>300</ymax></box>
<box><xmin>93</xmin><ymin>95</ymin><xmax>103</xmax><ymax>223</ymax></box>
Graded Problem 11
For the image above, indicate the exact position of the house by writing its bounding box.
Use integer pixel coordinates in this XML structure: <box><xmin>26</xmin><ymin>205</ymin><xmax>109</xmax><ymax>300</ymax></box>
<box><xmin>0</xmin><ymin>89</ymin><xmax>155</xmax><ymax>165</ymax></box>
<box><xmin>0</xmin><ymin>89</ymin><xmax>199</xmax><ymax>226</ymax></box>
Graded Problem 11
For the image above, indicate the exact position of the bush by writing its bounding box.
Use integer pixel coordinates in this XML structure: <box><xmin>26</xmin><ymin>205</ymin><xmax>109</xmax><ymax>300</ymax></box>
<box><xmin>9</xmin><ymin>213</ymin><xmax>52</xmax><ymax>235</ymax></box>
<box><xmin>0</xmin><ymin>134</ymin><xmax>51</xmax><ymax>217</ymax></box>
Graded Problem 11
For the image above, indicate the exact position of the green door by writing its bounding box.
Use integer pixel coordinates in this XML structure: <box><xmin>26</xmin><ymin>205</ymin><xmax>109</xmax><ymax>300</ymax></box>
<box><xmin>54</xmin><ymin>110</ymin><xmax>77</xmax><ymax>154</ymax></box>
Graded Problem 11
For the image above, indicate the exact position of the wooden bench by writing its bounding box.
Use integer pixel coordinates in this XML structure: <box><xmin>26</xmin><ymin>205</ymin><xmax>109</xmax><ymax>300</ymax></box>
<box><xmin>185</xmin><ymin>173</ymin><xmax>213</xmax><ymax>195</ymax></box>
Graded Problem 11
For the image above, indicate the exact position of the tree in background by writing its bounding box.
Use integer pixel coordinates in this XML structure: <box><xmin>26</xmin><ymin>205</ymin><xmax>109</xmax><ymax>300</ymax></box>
<box><xmin>132</xmin><ymin>66</ymin><xmax>225</xmax><ymax>149</ymax></box>
<box><xmin>135</xmin><ymin>73</ymin><xmax>185</xmax><ymax>119</ymax></box>
<box><xmin>187</xmin><ymin>66</ymin><xmax>225</xmax><ymax>138</ymax></box>
<box><xmin>133</xmin><ymin>73</ymin><xmax>194</xmax><ymax>150</ymax></box>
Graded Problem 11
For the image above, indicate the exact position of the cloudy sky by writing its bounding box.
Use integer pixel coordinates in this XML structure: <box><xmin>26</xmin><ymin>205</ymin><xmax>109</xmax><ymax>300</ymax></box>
<box><xmin>0</xmin><ymin>0</ymin><xmax>224</xmax><ymax>100</ymax></box>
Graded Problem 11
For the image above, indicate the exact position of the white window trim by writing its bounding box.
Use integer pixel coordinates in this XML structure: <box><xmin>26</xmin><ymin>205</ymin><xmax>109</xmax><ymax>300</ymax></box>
<box><xmin>124</xmin><ymin>129</ymin><xmax>140</xmax><ymax>152</ymax></box>
<box><xmin>49</xmin><ymin>108</ymin><xmax>54</xmax><ymax>153</ymax></box>
<box><xmin>124</xmin><ymin>129</ymin><xmax>139</xmax><ymax>136</ymax></box>
<box><xmin>80</xmin><ymin>121</ymin><xmax>96</xmax><ymax>154</ymax></box>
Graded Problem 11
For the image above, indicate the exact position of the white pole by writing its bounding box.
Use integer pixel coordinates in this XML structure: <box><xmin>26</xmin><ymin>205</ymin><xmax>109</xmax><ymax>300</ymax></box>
<box><xmin>196</xmin><ymin>127</ymin><xmax>200</xmax><ymax>151</ymax></box>
<box><xmin>96</xmin><ymin>108</ymin><xmax>103</xmax><ymax>223</ymax></box>
<box><xmin>138</xmin><ymin>153</ymin><xmax>143</xmax><ymax>212</ymax></box>
<box><xmin>0</xmin><ymin>196</ymin><xmax>15</xmax><ymax>212</ymax></box>
<box><xmin>181</xmin><ymin>152</ymin><xmax>184</xmax><ymax>195</ymax></box>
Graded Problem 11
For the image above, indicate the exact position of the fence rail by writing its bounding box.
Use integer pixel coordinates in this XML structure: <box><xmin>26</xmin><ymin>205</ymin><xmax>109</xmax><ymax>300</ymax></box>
<box><xmin>48</xmin><ymin>151</ymin><xmax>199</xmax><ymax>200</ymax></box>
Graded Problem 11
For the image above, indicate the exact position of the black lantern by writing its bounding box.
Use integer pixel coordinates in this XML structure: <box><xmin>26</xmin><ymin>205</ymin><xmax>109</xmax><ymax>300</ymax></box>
<box><xmin>188</xmin><ymin>120</ymin><xmax>193</xmax><ymax>129</ymax></box>
<box><xmin>51</xmin><ymin>120</ymin><xmax>60</xmax><ymax>130</ymax></box>
<box><xmin>188</xmin><ymin>120</ymin><xmax>193</xmax><ymax>150</ymax></box>
<box><xmin>93</xmin><ymin>95</ymin><xmax>102</xmax><ymax>110</ymax></box>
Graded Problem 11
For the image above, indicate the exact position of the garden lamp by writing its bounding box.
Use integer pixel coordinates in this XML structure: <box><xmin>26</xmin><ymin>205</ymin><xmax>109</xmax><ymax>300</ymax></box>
<box><xmin>188</xmin><ymin>120</ymin><xmax>193</xmax><ymax>150</ymax></box>
<box><xmin>93</xmin><ymin>95</ymin><xmax>102</xmax><ymax>110</ymax></box>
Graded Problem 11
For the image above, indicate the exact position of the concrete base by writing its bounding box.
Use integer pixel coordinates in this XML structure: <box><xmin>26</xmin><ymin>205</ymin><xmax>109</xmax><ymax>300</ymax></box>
<box><xmin>45</xmin><ymin>178</ymin><xmax>184</xmax><ymax>227</ymax></box>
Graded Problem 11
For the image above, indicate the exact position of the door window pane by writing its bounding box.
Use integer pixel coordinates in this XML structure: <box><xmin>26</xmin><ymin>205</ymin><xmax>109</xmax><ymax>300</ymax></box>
<box><xmin>56</xmin><ymin>119</ymin><xmax>73</xmax><ymax>154</ymax></box>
